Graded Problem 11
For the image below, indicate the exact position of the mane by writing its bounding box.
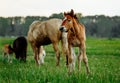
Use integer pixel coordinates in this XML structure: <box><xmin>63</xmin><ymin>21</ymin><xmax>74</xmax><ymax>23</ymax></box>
<box><xmin>65</xmin><ymin>11</ymin><xmax>79</xmax><ymax>23</ymax></box>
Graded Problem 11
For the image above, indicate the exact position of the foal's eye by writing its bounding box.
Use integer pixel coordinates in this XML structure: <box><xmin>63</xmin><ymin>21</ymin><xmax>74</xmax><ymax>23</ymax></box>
<box><xmin>68</xmin><ymin>19</ymin><xmax>71</xmax><ymax>22</ymax></box>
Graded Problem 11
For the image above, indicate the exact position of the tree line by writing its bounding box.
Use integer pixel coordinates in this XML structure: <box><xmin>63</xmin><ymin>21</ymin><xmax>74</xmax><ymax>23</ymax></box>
<box><xmin>0</xmin><ymin>13</ymin><xmax>120</xmax><ymax>38</ymax></box>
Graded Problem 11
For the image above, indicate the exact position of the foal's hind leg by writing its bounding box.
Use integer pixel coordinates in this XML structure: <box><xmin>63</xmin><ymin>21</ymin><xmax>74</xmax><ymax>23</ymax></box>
<box><xmin>8</xmin><ymin>54</ymin><xmax>12</xmax><ymax>63</ymax></box>
<box><xmin>82</xmin><ymin>44</ymin><xmax>90</xmax><ymax>74</ymax></box>
<box><xmin>78</xmin><ymin>49</ymin><xmax>83</xmax><ymax>71</ymax></box>
<box><xmin>52</xmin><ymin>42</ymin><xmax>60</xmax><ymax>66</ymax></box>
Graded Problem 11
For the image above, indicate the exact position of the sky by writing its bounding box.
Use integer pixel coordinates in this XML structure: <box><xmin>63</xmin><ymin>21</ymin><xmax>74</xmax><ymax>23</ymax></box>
<box><xmin>0</xmin><ymin>0</ymin><xmax>120</xmax><ymax>17</ymax></box>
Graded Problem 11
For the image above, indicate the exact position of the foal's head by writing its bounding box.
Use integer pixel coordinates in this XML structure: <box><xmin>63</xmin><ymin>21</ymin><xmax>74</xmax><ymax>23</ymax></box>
<box><xmin>60</xmin><ymin>9</ymin><xmax>78</xmax><ymax>33</ymax></box>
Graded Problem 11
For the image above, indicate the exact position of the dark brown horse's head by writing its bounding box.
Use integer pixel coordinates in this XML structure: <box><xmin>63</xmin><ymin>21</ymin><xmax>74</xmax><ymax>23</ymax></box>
<box><xmin>59</xmin><ymin>9</ymin><xmax>78</xmax><ymax>33</ymax></box>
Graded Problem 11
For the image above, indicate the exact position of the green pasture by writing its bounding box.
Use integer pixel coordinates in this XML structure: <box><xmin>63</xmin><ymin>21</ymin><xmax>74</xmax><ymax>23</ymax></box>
<box><xmin>0</xmin><ymin>37</ymin><xmax>120</xmax><ymax>83</ymax></box>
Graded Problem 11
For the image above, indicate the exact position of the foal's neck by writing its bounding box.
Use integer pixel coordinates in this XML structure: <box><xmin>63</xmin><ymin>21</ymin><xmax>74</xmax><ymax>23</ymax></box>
<box><xmin>72</xmin><ymin>18</ymin><xmax>81</xmax><ymax>35</ymax></box>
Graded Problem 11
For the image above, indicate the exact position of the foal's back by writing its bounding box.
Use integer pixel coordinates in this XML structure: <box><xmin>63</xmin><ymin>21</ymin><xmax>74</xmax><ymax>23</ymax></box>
<box><xmin>28</xmin><ymin>18</ymin><xmax>62</xmax><ymax>45</ymax></box>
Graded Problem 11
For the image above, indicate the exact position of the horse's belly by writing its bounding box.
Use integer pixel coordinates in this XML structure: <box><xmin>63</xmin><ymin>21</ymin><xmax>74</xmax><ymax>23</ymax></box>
<box><xmin>36</xmin><ymin>37</ymin><xmax>52</xmax><ymax>46</ymax></box>
<box><xmin>40</xmin><ymin>38</ymin><xmax>51</xmax><ymax>45</ymax></box>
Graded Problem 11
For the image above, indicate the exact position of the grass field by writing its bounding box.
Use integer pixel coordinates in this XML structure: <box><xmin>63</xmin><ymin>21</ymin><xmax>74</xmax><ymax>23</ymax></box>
<box><xmin>0</xmin><ymin>37</ymin><xmax>120</xmax><ymax>83</ymax></box>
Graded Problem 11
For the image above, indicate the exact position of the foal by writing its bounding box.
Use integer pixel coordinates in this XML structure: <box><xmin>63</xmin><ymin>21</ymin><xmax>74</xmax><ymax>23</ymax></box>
<box><xmin>60</xmin><ymin>9</ymin><xmax>90</xmax><ymax>74</ymax></box>
<box><xmin>27</xmin><ymin>19</ymin><xmax>62</xmax><ymax>65</ymax></box>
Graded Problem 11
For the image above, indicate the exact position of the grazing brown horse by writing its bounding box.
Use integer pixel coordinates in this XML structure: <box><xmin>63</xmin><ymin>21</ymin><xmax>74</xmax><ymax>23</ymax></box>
<box><xmin>60</xmin><ymin>9</ymin><xmax>90</xmax><ymax>74</ymax></box>
<box><xmin>3</xmin><ymin>44</ymin><xmax>14</xmax><ymax>63</ymax></box>
<box><xmin>27</xmin><ymin>19</ymin><xmax>62</xmax><ymax>65</ymax></box>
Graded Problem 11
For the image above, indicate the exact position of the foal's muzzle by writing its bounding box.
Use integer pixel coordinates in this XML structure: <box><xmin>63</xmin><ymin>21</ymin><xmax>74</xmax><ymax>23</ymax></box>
<box><xmin>59</xmin><ymin>26</ymin><xmax>68</xmax><ymax>32</ymax></box>
<box><xmin>59</xmin><ymin>27</ymin><xmax>64</xmax><ymax>31</ymax></box>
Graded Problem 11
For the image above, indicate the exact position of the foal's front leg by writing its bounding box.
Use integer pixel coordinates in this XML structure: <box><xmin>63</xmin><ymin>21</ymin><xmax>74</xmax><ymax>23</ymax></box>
<box><xmin>32</xmin><ymin>44</ymin><xmax>40</xmax><ymax>65</ymax></box>
<box><xmin>68</xmin><ymin>46</ymin><xmax>76</xmax><ymax>73</ymax></box>
<box><xmin>52</xmin><ymin>42</ymin><xmax>60</xmax><ymax>66</ymax></box>
<box><xmin>8</xmin><ymin>54</ymin><xmax>13</xmax><ymax>63</ymax></box>
<box><xmin>35</xmin><ymin>47</ymin><xmax>40</xmax><ymax>65</ymax></box>
<box><xmin>71</xmin><ymin>47</ymin><xmax>76</xmax><ymax>70</ymax></box>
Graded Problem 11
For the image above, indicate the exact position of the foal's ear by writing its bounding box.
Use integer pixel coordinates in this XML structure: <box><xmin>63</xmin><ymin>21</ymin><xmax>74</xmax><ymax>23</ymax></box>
<box><xmin>70</xmin><ymin>9</ymin><xmax>74</xmax><ymax>17</ymax></box>
<box><xmin>64</xmin><ymin>12</ymin><xmax>67</xmax><ymax>16</ymax></box>
<box><xmin>74</xmin><ymin>14</ymin><xmax>78</xmax><ymax>19</ymax></box>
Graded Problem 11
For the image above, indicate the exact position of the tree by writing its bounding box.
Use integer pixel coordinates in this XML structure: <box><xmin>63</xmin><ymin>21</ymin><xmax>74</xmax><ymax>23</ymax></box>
<box><xmin>0</xmin><ymin>17</ymin><xmax>9</xmax><ymax>36</ymax></box>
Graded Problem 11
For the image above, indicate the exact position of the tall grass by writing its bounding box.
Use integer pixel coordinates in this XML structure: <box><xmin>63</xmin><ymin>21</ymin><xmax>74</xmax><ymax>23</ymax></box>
<box><xmin>0</xmin><ymin>37</ymin><xmax>120</xmax><ymax>83</ymax></box>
